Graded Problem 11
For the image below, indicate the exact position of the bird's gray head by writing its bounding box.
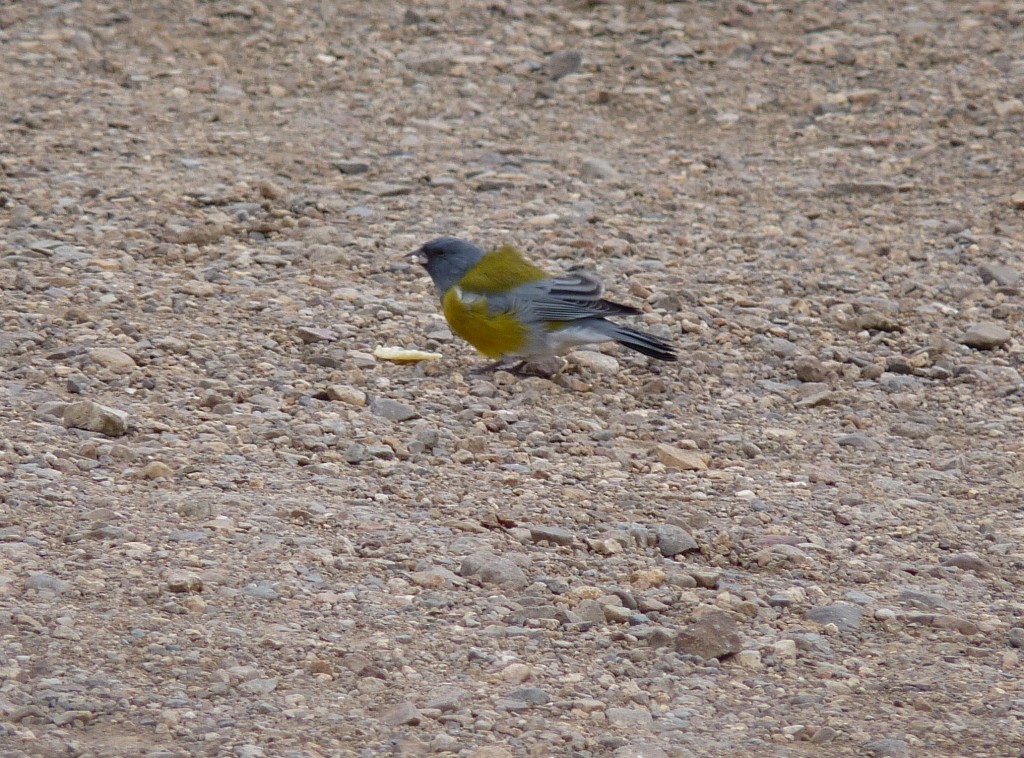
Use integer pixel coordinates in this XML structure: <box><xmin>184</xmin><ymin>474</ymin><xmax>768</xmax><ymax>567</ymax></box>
<box><xmin>408</xmin><ymin>236</ymin><xmax>485</xmax><ymax>298</ymax></box>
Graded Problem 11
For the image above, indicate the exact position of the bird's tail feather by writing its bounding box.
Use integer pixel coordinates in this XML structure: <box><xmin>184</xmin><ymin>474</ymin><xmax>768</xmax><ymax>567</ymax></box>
<box><xmin>609</xmin><ymin>323</ymin><xmax>677</xmax><ymax>361</ymax></box>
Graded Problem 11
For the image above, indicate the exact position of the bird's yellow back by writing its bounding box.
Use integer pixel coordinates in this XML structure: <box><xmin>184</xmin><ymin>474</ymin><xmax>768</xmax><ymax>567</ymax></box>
<box><xmin>458</xmin><ymin>245</ymin><xmax>548</xmax><ymax>294</ymax></box>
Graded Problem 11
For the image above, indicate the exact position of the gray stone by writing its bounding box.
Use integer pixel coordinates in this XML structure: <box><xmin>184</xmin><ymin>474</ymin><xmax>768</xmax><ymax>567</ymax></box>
<box><xmin>408</xmin><ymin>566</ymin><xmax>460</xmax><ymax>591</ymax></box>
<box><xmin>835</xmin><ymin>433</ymin><xmax>881</xmax><ymax>451</ymax></box>
<box><xmin>795</xmin><ymin>355</ymin><xmax>830</xmax><ymax>382</ymax></box>
<box><xmin>495</xmin><ymin>697</ymin><xmax>534</xmax><ymax>712</ymax></box>
<box><xmin>506</xmin><ymin>687</ymin><xmax>549</xmax><ymax>704</ymax></box>
<box><xmin>603</xmin><ymin>605</ymin><xmax>632</xmax><ymax>623</ymax></box>
<box><xmin>641</xmin><ymin>627</ymin><xmax>676</xmax><ymax>648</ymax></box>
<box><xmin>365</xmin><ymin>444</ymin><xmax>394</xmax><ymax>460</ymax></box>
<box><xmin>654</xmin><ymin>524</ymin><xmax>699</xmax><ymax>557</ymax></box>
<box><xmin>806</xmin><ymin>602</ymin><xmax>863</xmax><ymax>631</ymax></box>
<box><xmin>741</xmin><ymin>441</ymin><xmax>762</xmax><ymax>457</ymax></box>
<box><xmin>366</xmin><ymin>182</ymin><xmax>413</xmax><ymax>197</ymax></box>
<box><xmin>899</xmin><ymin>589</ymin><xmax>950</xmax><ymax>610</ymax></box>
<box><xmin>410</xmin><ymin>57</ymin><xmax>453</xmax><ymax>75</ymax></box>
<box><xmin>165</xmin><ymin>571</ymin><xmax>203</xmax><ymax>593</ymax></box>
<box><xmin>47</xmin><ymin>344</ymin><xmax>88</xmax><ymax>361</ymax></box>
<box><xmin>63</xmin><ymin>400</ymin><xmax>129</xmax><ymax>437</ymax></box>
<box><xmin>580</xmin><ymin>157</ymin><xmax>618</xmax><ymax>181</ymax></box>
<box><xmin>890</xmin><ymin>421</ymin><xmax>933</xmax><ymax>440</ymax></box>
<box><xmin>769</xmin><ymin>591</ymin><xmax>802</xmax><ymax>608</ymax></box>
<box><xmin>811</xmin><ymin>726</ymin><xmax>839</xmax><ymax>744</ymax></box>
<box><xmin>344</xmin><ymin>443</ymin><xmax>367</xmax><ymax>464</ymax></box>
<box><xmin>794</xmin><ymin>388</ymin><xmax>835</xmax><ymax>408</ymax></box>
<box><xmin>864</xmin><ymin>738</ymin><xmax>910</xmax><ymax>757</ymax></box>
<box><xmin>567</xmin><ymin>349</ymin><xmax>619</xmax><ymax>373</ymax></box>
<box><xmin>326</xmin><ymin>385</ymin><xmax>366</xmax><ymax>407</ymax></box>
<box><xmin>335</xmin><ymin>160</ymin><xmax>370</xmax><ymax>175</ymax></box>
<box><xmin>241</xmin><ymin>582</ymin><xmax>278</xmax><ymax>600</ymax></box>
<box><xmin>380</xmin><ymin>701</ymin><xmax>421</xmax><ymax>726</ymax></box>
<box><xmin>369</xmin><ymin>397</ymin><xmax>417</xmax><ymax>422</ymax></box>
<box><xmin>238</xmin><ymin>678</ymin><xmax>277</xmax><ymax>695</ymax></box>
<box><xmin>167</xmin><ymin>530</ymin><xmax>208</xmax><ymax>542</ymax></box>
<box><xmin>574</xmin><ymin>599</ymin><xmax>607</xmax><ymax>625</ymax></box>
<box><xmin>88</xmin><ymin>347</ymin><xmax>137</xmax><ymax>371</ymax></box>
<box><xmin>36</xmin><ymin>401</ymin><xmax>69</xmax><ymax>419</ymax></box>
<box><xmin>613</xmin><ymin>744</ymin><xmax>669</xmax><ymax>758</ymax></box>
<box><xmin>296</xmin><ymin>326</ymin><xmax>337</xmax><ymax>343</ymax></box>
<box><xmin>1008</xmin><ymin>627</ymin><xmax>1024</xmax><ymax>648</ymax></box>
<box><xmin>879</xmin><ymin>373</ymin><xmax>922</xmax><ymax>392</ymax></box>
<box><xmin>978</xmin><ymin>263</ymin><xmax>1020</xmax><ymax>287</ymax></box>
<box><xmin>518</xmin><ymin>355</ymin><xmax>565</xmax><ymax>377</ymax></box>
<box><xmin>826</xmin><ymin>182</ymin><xmax>898</xmax><ymax>197</ymax></box>
<box><xmin>655</xmin><ymin>444</ymin><xmax>708</xmax><ymax>471</ymax></box>
<box><xmin>905</xmin><ymin>613</ymin><xmax>979</xmax><ymax>635</ymax></box>
<box><xmin>155</xmin><ymin>336</ymin><xmax>189</xmax><ymax>354</ymax></box>
<box><xmin>431</xmin><ymin>735</ymin><xmax>460</xmax><ymax>753</ymax></box>
<box><xmin>885</xmin><ymin>355</ymin><xmax>915</xmax><ymax>375</ymax></box>
<box><xmin>606</xmin><ymin>707</ymin><xmax>654</xmax><ymax>729</ymax></box>
<box><xmin>940</xmin><ymin>552</ymin><xmax>995</xmax><ymax>575</ymax></box>
<box><xmin>25</xmin><ymin>573</ymin><xmax>71</xmax><ymax>593</ymax></box>
<box><xmin>962</xmin><ymin>322</ymin><xmax>1011</xmax><ymax>350</ymax></box>
<box><xmin>527</xmin><ymin>525</ymin><xmax>574</xmax><ymax>546</ymax></box>
<box><xmin>459</xmin><ymin>552</ymin><xmax>528</xmax><ymax>589</ymax></box>
<box><xmin>546</xmin><ymin>49</ymin><xmax>582</xmax><ymax>80</ymax></box>
<box><xmin>424</xmin><ymin>688</ymin><xmax>467</xmax><ymax>712</ymax></box>
<box><xmin>675</xmin><ymin>611</ymin><xmax>742</xmax><ymax>660</ymax></box>
<box><xmin>687</xmin><ymin>569</ymin><xmax>720</xmax><ymax>589</ymax></box>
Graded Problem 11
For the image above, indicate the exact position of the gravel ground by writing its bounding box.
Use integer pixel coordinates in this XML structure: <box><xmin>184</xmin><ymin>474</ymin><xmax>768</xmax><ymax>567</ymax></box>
<box><xmin>2</xmin><ymin>1</ymin><xmax>1024</xmax><ymax>756</ymax></box>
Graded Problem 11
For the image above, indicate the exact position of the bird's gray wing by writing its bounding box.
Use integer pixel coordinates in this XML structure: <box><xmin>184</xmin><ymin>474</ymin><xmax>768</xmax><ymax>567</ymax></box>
<box><xmin>494</xmin><ymin>271</ymin><xmax>640</xmax><ymax>322</ymax></box>
<box><xmin>545</xmin><ymin>270</ymin><xmax>604</xmax><ymax>299</ymax></box>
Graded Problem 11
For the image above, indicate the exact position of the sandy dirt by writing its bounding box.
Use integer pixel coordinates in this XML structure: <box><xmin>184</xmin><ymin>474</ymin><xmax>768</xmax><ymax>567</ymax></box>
<box><xmin>2</xmin><ymin>1</ymin><xmax>1024</xmax><ymax>756</ymax></box>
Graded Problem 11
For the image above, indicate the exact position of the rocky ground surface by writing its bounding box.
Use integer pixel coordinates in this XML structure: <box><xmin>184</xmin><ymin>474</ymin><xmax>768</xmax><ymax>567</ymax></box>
<box><xmin>2</xmin><ymin>1</ymin><xmax>1024</xmax><ymax>756</ymax></box>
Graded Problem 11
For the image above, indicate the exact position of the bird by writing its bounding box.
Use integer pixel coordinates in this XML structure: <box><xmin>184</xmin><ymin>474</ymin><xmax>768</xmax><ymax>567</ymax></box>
<box><xmin>407</xmin><ymin>236</ymin><xmax>676</xmax><ymax>373</ymax></box>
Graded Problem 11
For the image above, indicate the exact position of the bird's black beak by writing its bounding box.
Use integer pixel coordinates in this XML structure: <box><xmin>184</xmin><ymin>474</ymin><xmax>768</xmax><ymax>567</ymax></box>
<box><xmin>406</xmin><ymin>246</ymin><xmax>428</xmax><ymax>266</ymax></box>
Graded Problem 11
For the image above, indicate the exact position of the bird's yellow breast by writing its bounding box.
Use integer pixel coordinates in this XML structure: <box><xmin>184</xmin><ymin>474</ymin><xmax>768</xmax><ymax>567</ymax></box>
<box><xmin>442</xmin><ymin>287</ymin><xmax>526</xmax><ymax>359</ymax></box>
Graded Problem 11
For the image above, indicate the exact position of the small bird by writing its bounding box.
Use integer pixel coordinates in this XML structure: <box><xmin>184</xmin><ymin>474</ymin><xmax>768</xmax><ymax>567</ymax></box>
<box><xmin>408</xmin><ymin>236</ymin><xmax>676</xmax><ymax>373</ymax></box>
